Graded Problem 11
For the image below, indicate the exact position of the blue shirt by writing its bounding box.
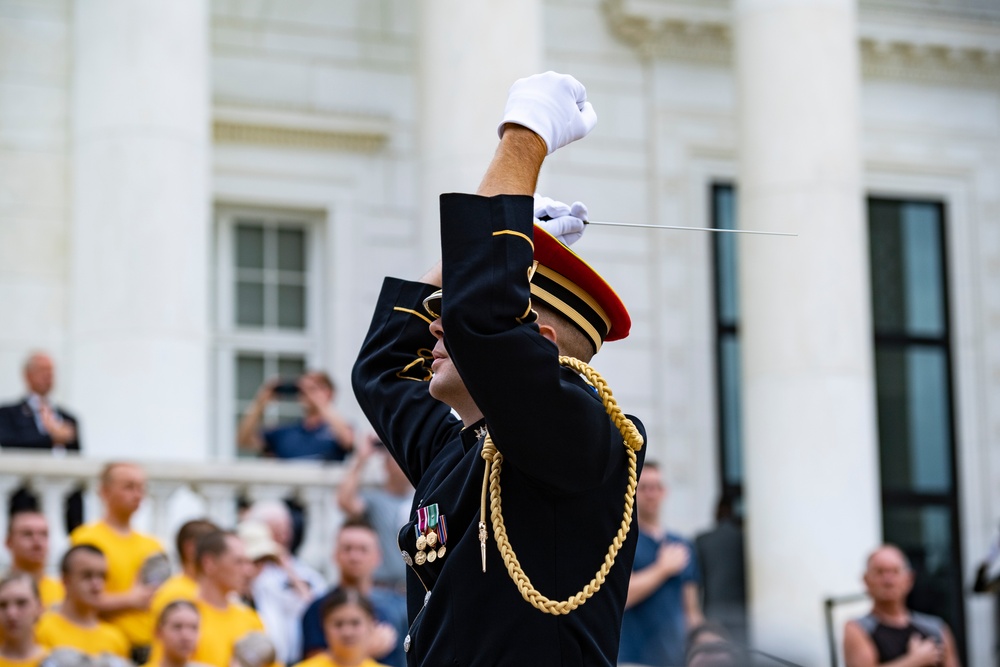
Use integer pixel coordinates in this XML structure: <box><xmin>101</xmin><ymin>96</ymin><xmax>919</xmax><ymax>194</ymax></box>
<box><xmin>262</xmin><ymin>421</ymin><xmax>347</xmax><ymax>461</ymax></box>
<box><xmin>618</xmin><ymin>530</ymin><xmax>700</xmax><ymax>667</ymax></box>
<box><xmin>300</xmin><ymin>586</ymin><xmax>408</xmax><ymax>667</ymax></box>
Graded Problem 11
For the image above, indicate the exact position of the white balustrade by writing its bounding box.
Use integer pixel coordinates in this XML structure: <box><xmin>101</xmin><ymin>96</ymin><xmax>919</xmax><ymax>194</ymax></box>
<box><xmin>0</xmin><ymin>451</ymin><xmax>384</xmax><ymax>581</ymax></box>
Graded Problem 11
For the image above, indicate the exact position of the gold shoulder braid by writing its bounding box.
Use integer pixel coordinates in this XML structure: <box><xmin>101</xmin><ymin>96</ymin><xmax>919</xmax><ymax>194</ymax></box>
<box><xmin>478</xmin><ymin>355</ymin><xmax>645</xmax><ymax>615</ymax></box>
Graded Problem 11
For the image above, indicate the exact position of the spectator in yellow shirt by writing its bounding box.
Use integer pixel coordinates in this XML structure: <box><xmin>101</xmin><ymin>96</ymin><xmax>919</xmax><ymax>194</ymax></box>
<box><xmin>35</xmin><ymin>545</ymin><xmax>129</xmax><ymax>659</ymax></box>
<box><xmin>0</xmin><ymin>572</ymin><xmax>47</xmax><ymax>667</ymax></box>
<box><xmin>69</xmin><ymin>462</ymin><xmax>166</xmax><ymax>660</ymax></box>
<box><xmin>292</xmin><ymin>589</ymin><xmax>388</xmax><ymax>667</ymax></box>
<box><xmin>4</xmin><ymin>511</ymin><xmax>63</xmax><ymax>609</ymax></box>
<box><xmin>149</xmin><ymin>600</ymin><xmax>200</xmax><ymax>667</ymax></box>
<box><xmin>151</xmin><ymin>520</ymin><xmax>220</xmax><ymax>622</ymax></box>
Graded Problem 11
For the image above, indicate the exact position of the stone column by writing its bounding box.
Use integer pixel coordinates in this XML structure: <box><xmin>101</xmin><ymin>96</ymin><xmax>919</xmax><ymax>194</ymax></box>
<box><xmin>69</xmin><ymin>0</ymin><xmax>211</xmax><ymax>459</ymax></box>
<box><xmin>734</xmin><ymin>0</ymin><xmax>881</xmax><ymax>662</ymax></box>
<box><xmin>417</xmin><ymin>0</ymin><xmax>542</xmax><ymax>258</ymax></box>
<box><xmin>198</xmin><ymin>483</ymin><xmax>238</xmax><ymax>530</ymax></box>
<box><xmin>35</xmin><ymin>477</ymin><xmax>76</xmax><ymax>564</ymax></box>
<box><xmin>0</xmin><ymin>3</ymin><xmax>72</xmax><ymax>387</ymax></box>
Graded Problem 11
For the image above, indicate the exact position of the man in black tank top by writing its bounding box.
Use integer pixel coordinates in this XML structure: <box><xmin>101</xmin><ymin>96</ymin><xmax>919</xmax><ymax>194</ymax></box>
<box><xmin>842</xmin><ymin>545</ymin><xmax>960</xmax><ymax>667</ymax></box>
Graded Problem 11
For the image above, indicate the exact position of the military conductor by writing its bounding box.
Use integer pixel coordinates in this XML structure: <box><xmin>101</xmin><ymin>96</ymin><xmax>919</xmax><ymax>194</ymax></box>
<box><xmin>352</xmin><ymin>72</ymin><xmax>646</xmax><ymax>666</ymax></box>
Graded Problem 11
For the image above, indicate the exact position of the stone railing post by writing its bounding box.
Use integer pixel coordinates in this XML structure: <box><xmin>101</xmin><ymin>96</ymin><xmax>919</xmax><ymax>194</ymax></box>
<box><xmin>296</xmin><ymin>485</ymin><xmax>334</xmax><ymax>575</ymax></box>
<box><xmin>32</xmin><ymin>477</ymin><xmax>78</xmax><ymax>566</ymax></box>
<box><xmin>147</xmin><ymin>480</ymin><xmax>178</xmax><ymax>540</ymax></box>
<box><xmin>198</xmin><ymin>483</ymin><xmax>239</xmax><ymax>530</ymax></box>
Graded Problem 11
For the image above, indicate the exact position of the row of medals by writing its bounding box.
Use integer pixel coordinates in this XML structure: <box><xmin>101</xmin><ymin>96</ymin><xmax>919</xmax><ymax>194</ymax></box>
<box><xmin>414</xmin><ymin>528</ymin><xmax>446</xmax><ymax>566</ymax></box>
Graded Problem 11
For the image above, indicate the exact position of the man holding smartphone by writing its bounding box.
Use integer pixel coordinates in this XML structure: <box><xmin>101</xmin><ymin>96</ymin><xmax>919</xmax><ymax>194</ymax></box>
<box><xmin>237</xmin><ymin>371</ymin><xmax>355</xmax><ymax>461</ymax></box>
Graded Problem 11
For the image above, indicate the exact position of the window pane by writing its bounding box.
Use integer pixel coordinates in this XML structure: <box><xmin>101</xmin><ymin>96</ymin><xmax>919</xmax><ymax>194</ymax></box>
<box><xmin>714</xmin><ymin>188</ymin><xmax>739</xmax><ymax>324</ymax></box>
<box><xmin>277</xmin><ymin>228</ymin><xmax>306</xmax><ymax>272</ymax></box>
<box><xmin>883</xmin><ymin>505</ymin><xmax>962</xmax><ymax>640</ymax></box>
<box><xmin>901</xmin><ymin>203</ymin><xmax>945</xmax><ymax>337</ymax></box>
<box><xmin>720</xmin><ymin>335</ymin><xmax>743</xmax><ymax>485</ymax></box>
<box><xmin>235</xmin><ymin>224</ymin><xmax>265</xmax><ymax>269</ymax></box>
<box><xmin>277</xmin><ymin>284</ymin><xmax>306</xmax><ymax>329</ymax></box>
<box><xmin>277</xmin><ymin>356</ymin><xmax>306</xmax><ymax>379</ymax></box>
<box><xmin>236</xmin><ymin>354</ymin><xmax>265</xmax><ymax>401</ymax></box>
<box><xmin>276</xmin><ymin>404</ymin><xmax>303</xmax><ymax>425</ymax></box>
<box><xmin>869</xmin><ymin>201</ymin><xmax>945</xmax><ymax>337</ymax></box>
<box><xmin>870</xmin><ymin>201</ymin><xmax>906</xmax><ymax>333</ymax></box>
<box><xmin>235</xmin><ymin>414</ymin><xmax>256</xmax><ymax>459</ymax></box>
<box><xmin>875</xmin><ymin>346</ymin><xmax>952</xmax><ymax>493</ymax></box>
<box><xmin>236</xmin><ymin>281</ymin><xmax>265</xmax><ymax>326</ymax></box>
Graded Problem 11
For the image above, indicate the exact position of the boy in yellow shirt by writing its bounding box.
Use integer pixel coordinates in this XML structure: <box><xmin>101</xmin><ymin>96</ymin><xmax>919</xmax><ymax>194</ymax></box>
<box><xmin>0</xmin><ymin>572</ymin><xmax>48</xmax><ymax>667</ymax></box>
<box><xmin>149</xmin><ymin>600</ymin><xmax>200</xmax><ymax>667</ymax></box>
<box><xmin>35</xmin><ymin>545</ymin><xmax>129</xmax><ymax>659</ymax></box>
<box><xmin>150</xmin><ymin>519</ymin><xmax>219</xmax><ymax>621</ymax></box>
<box><xmin>69</xmin><ymin>462</ymin><xmax>165</xmax><ymax>660</ymax></box>
<box><xmin>292</xmin><ymin>589</ymin><xmax>388</xmax><ymax>667</ymax></box>
<box><xmin>4</xmin><ymin>511</ymin><xmax>63</xmax><ymax>609</ymax></box>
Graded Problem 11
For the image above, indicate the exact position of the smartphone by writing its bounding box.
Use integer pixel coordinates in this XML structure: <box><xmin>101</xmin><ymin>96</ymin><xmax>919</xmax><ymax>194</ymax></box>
<box><xmin>273</xmin><ymin>380</ymin><xmax>300</xmax><ymax>397</ymax></box>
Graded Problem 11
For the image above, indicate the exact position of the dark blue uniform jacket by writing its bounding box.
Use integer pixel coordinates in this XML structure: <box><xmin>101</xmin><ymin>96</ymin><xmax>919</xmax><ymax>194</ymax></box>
<box><xmin>353</xmin><ymin>193</ymin><xmax>645</xmax><ymax>666</ymax></box>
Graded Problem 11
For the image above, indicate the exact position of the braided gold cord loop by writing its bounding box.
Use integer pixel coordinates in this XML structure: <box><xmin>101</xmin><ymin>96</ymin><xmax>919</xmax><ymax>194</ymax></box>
<box><xmin>478</xmin><ymin>355</ymin><xmax>645</xmax><ymax>615</ymax></box>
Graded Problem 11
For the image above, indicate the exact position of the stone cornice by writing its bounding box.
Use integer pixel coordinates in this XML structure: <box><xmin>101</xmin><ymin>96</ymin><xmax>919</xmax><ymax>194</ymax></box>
<box><xmin>602</xmin><ymin>0</ymin><xmax>732</xmax><ymax>62</ymax></box>
<box><xmin>213</xmin><ymin>105</ymin><xmax>390</xmax><ymax>152</ymax></box>
<box><xmin>602</xmin><ymin>0</ymin><xmax>1000</xmax><ymax>85</ymax></box>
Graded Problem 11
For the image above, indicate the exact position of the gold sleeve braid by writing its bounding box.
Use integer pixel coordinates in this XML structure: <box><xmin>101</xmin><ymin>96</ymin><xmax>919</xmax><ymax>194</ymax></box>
<box><xmin>478</xmin><ymin>355</ymin><xmax>645</xmax><ymax>615</ymax></box>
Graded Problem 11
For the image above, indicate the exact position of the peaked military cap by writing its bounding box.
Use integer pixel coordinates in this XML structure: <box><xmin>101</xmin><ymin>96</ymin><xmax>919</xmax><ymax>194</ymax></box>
<box><xmin>423</xmin><ymin>224</ymin><xmax>630</xmax><ymax>352</ymax></box>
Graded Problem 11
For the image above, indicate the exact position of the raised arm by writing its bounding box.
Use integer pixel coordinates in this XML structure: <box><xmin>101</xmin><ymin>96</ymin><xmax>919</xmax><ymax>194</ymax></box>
<box><xmin>237</xmin><ymin>380</ymin><xmax>275</xmax><ymax>454</ymax></box>
<box><xmin>438</xmin><ymin>73</ymin><xmax>632</xmax><ymax>492</ymax></box>
<box><xmin>337</xmin><ymin>433</ymin><xmax>377</xmax><ymax>517</ymax></box>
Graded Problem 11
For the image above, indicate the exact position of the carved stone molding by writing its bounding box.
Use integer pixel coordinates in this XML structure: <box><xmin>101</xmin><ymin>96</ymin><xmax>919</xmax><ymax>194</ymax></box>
<box><xmin>601</xmin><ymin>0</ymin><xmax>731</xmax><ymax>63</ymax></box>
<box><xmin>213</xmin><ymin>105</ymin><xmax>390</xmax><ymax>152</ymax></box>
<box><xmin>860</xmin><ymin>37</ymin><xmax>1000</xmax><ymax>84</ymax></box>
<box><xmin>602</xmin><ymin>0</ymin><xmax>1000</xmax><ymax>85</ymax></box>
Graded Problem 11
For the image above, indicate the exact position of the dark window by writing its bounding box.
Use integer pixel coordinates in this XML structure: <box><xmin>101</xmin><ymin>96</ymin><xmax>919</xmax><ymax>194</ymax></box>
<box><xmin>869</xmin><ymin>198</ymin><xmax>964</xmax><ymax>657</ymax></box>
<box><xmin>711</xmin><ymin>184</ymin><xmax>743</xmax><ymax>506</ymax></box>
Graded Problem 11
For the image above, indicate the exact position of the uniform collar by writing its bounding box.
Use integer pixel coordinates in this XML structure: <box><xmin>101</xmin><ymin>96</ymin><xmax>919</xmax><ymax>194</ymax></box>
<box><xmin>460</xmin><ymin>418</ymin><xmax>488</xmax><ymax>452</ymax></box>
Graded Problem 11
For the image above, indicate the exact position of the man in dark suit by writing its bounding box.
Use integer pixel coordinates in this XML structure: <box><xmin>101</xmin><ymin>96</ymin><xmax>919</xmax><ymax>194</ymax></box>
<box><xmin>0</xmin><ymin>351</ymin><xmax>84</xmax><ymax>530</ymax></box>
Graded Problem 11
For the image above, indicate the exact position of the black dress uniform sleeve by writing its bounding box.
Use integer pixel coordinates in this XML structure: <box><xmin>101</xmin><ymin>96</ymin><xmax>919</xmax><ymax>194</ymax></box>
<box><xmin>438</xmin><ymin>193</ymin><xmax>629</xmax><ymax>494</ymax></box>
<box><xmin>352</xmin><ymin>277</ymin><xmax>463</xmax><ymax>485</ymax></box>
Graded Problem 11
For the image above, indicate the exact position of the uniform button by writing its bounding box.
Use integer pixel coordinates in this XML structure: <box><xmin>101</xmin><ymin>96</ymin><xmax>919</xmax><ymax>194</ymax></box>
<box><xmin>424</xmin><ymin>590</ymin><xmax>431</xmax><ymax>606</ymax></box>
<box><xmin>403</xmin><ymin>634</ymin><xmax>411</xmax><ymax>653</ymax></box>
<box><xmin>401</xmin><ymin>550</ymin><xmax>413</xmax><ymax>566</ymax></box>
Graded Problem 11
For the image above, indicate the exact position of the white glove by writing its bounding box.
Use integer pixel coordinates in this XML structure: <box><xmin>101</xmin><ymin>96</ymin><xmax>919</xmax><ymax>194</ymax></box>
<box><xmin>498</xmin><ymin>72</ymin><xmax>597</xmax><ymax>155</ymax></box>
<box><xmin>534</xmin><ymin>194</ymin><xmax>588</xmax><ymax>246</ymax></box>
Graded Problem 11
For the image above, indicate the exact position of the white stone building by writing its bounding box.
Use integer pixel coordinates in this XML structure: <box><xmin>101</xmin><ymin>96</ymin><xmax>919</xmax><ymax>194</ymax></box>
<box><xmin>1</xmin><ymin>0</ymin><xmax>998</xmax><ymax>664</ymax></box>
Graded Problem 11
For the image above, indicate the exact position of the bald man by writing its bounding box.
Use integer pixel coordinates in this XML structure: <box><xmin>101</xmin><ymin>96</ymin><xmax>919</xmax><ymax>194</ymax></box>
<box><xmin>0</xmin><ymin>351</ymin><xmax>84</xmax><ymax>530</ymax></box>
<box><xmin>70</xmin><ymin>462</ymin><xmax>166</xmax><ymax>661</ymax></box>
<box><xmin>843</xmin><ymin>544</ymin><xmax>960</xmax><ymax>667</ymax></box>
<box><xmin>0</xmin><ymin>352</ymin><xmax>79</xmax><ymax>452</ymax></box>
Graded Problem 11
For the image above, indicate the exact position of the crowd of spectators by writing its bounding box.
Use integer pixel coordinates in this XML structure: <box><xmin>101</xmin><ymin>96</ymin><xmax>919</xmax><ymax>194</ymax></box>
<box><xmin>0</xmin><ymin>356</ymin><xmax>412</xmax><ymax>667</ymax></box>
<box><xmin>0</xmin><ymin>459</ymin><xmax>405</xmax><ymax>667</ymax></box>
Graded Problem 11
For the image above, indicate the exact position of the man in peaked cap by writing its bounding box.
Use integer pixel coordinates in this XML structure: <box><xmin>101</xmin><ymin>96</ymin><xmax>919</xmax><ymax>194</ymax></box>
<box><xmin>352</xmin><ymin>71</ymin><xmax>646</xmax><ymax>666</ymax></box>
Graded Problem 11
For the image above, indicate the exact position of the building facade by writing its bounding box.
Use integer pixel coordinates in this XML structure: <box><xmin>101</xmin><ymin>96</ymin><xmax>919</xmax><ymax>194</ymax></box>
<box><xmin>1</xmin><ymin>0</ymin><xmax>999</xmax><ymax>663</ymax></box>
